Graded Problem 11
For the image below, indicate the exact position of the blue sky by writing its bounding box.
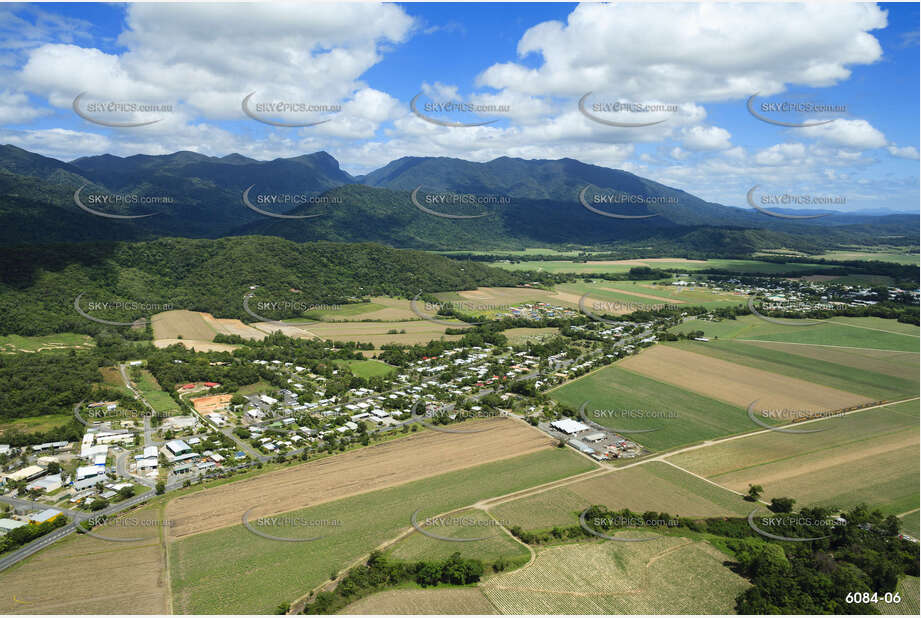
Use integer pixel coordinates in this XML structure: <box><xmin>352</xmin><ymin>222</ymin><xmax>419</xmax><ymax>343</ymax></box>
<box><xmin>0</xmin><ymin>2</ymin><xmax>917</xmax><ymax>213</ymax></box>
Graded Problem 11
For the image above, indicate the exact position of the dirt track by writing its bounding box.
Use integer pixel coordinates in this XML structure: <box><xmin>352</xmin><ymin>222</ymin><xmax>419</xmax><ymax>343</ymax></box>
<box><xmin>165</xmin><ymin>418</ymin><xmax>554</xmax><ymax>539</ymax></box>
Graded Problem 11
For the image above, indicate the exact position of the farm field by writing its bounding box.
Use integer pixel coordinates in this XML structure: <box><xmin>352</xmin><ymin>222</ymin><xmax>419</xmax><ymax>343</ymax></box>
<box><xmin>617</xmin><ymin>344</ymin><xmax>870</xmax><ymax>412</ymax></box>
<box><xmin>308</xmin><ymin>297</ymin><xmax>418</xmax><ymax>321</ymax></box>
<box><xmin>489</xmin><ymin>461</ymin><xmax>751</xmax><ymax>531</ymax></box>
<box><xmin>900</xmin><ymin>511</ymin><xmax>920</xmax><ymax>538</ymax></box>
<box><xmin>151</xmin><ymin>309</ymin><xmax>217</xmax><ymax>341</ymax></box>
<box><xmin>550</xmin><ymin>364</ymin><xmax>753</xmax><ymax>451</ymax></box>
<box><xmin>168</xmin><ymin>448</ymin><xmax>595</xmax><ymax>614</ymax></box>
<box><xmin>814</xmin><ymin>249</ymin><xmax>919</xmax><ymax>266</ymax></box>
<box><xmin>559</xmin><ymin>280</ymin><xmax>747</xmax><ymax>310</ymax></box>
<box><xmin>165</xmin><ymin>418</ymin><xmax>563</xmax><ymax>538</ymax></box>
<box><xmin>437</xmin><ymin>286</ymin><xmax>578</xmax><ymax>310</ymax></box>
<box><xmin>335</xmin><ymin>358</ymin><xmax>396</xmax><ymax>378</ymax></box>
<box><xmin>672</xmin><ymin>315</ymin><xmax>920</xmax><ymax>352</ymax></box>
<box><xmin>667</xmin><ymin>400</ymin><xmax>920</xmax><ymax>515</ymax></box>
<box><xmin>134</xmin><ymin>369</ymin><xmax>180</xmax><ymax>413</ymax></box>
<box><xmin>668</xmin><ymin>340</ymin><xmax>918</xmax><ymax>401</ymax></box>
<box><xmin>387</xmin><ymin>507</ymin><xmax>529</xmax><ymax>565</ymax></box>
<box><xmin>341</xmin><ymin>588</ymin><xmax>498</xmax><ymax>614</ymax></box>
<box><xmin>0</xmin><ymin>505</ymin><xmax>168</xmax><ymax>614</ymax></box>
<box><xmin>200</xmin><ymin>312</ymin><xmax>266</xmax><ymax>340</ymax></box>
<box><xmin>297</xmin><ymin>319</ymin><xmax>464</xmax><ymax>347</ymax></box>
<box><xmin>481</xmin><ymin>538</ymin><xmax>749</xmax><ymax>614</ymax></box>
<box><xmin>880</xmin><ymin>576</ymin><xmax>919</xmax><ymax>616</ymax></box>
<box><xmin>0</xmin><ymin>333</ymin><xmax>94</xmax><ymax>353</ymax></box>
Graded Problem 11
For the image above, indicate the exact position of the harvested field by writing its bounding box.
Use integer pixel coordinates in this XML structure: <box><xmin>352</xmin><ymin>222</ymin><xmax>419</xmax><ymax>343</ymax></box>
<box><xmin>0</xmin><ymin>506</ymin><xmax>168</xmax><ymax>614</ymax></box>
<box><xmin>490</xmin><ymin>461</ymin><xmax>750</xmax><ymax>530</ymax></box>
<box><xmin>166</xmin><ymin>418</ymin><xmax>556</xmax><ymax>539</ymax></box>
<box><xmin>152</xmin><ymin>339</ymin><xmax>238</xmax><ymax>352</ymax></box>
<box><xmin>291</xmin><ymin>320</ymin><xmax>462</xmax><ymax>347</ymax></box>
<box><xmin>618</xmin><ymin>345</ymin><xmax>870</xmax><ymax>412</ymax></box>
<box><xmin>200</xmin><ymin>312</ymin><xmax>266</xmax><ymax>340</ymax></box>
<box><xmin>481</xmin><ymin>538</ymin><xmax>748</xmax><ymax>614</ymax></box>
<box><xmin>667</xmin><ymin>400</ymin><xmax>920</xmax><ymax>514</ymax></box>
<box><xmin>451</xmin><ymin>287</ymin><xmax>579</xmax><ymax>309</ymax></box>
<box><xmin>151</xmin><ymin>309</ymin><xmax>216</xmax><ymax>341</ymax></box>
<box><xmin>880</xmin><ymin>576</ymin><xmax>919</xmax><ymax>615</ymax></box>
<box><xmin>341</xmin><ymin>589</ymin><xmax>498</xmax><ymax>614</ymax></box>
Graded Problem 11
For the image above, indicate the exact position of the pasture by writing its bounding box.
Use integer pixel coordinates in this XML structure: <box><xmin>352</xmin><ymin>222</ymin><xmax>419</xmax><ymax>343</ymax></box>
<box><xmin>0</xmin><ymin>333</ymin><xmax>94</xmax><ymax>354</ymax></box>
<box><xmin>341</xmin><ymin>588</ymin><xmax>498</xmax><ymax>614</ymax></box>
<box><xmin>134</xmin><ymin>369</ymin><xmax>180</xmax><ymax>413</ymax></box>
<box><xmin>298</xmin><ymin>319</ymin><xmax>463</xmax><ymax>347</ymax></box>
<box><xmin>493</xmin><ymin>258</ymin><xmax>834</xmax><ymax>276</ymax></box>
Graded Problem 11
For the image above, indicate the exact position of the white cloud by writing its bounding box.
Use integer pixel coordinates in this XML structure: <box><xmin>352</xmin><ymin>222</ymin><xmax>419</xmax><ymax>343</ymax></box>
<box><xmin>681</xmin><ymin>126</ymin><xmax>732</xmax><ymax>151</ymax></box>
<box><xmin>798</xmin><ymin>118</ymin><xmax>888</xmax><ymax>149</ymax></box>
<box><xmin>887</xmin><ymin>144</ymin><xmax>920</xmax><ymax>160</ymax></box>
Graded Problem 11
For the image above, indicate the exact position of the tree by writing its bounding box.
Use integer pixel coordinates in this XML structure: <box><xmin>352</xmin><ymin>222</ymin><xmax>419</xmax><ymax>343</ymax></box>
<box><xmin>768</xmin><ymin>497</ymin><xmax>796</xmax><ymax>513</ymax></box>
<box><xmin>746</xmin><ymin>484</ymin><xmax>763</xmax><ymax>501</ymax></box>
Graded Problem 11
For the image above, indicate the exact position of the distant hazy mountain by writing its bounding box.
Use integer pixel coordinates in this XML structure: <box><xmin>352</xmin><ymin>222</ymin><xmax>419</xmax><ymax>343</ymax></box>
<box><xmin>0</xmin><ymin>144</ymin><xmax>915</xmax><ymax>252</ymax></box>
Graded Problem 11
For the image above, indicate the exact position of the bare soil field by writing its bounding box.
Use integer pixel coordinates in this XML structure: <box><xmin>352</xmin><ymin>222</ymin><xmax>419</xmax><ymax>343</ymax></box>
<box><xmin>340</xmin><ymin>588</ymin><xmax>498</xmax><ymax>614</ymax></box>
<box><xmin>742</xmin><ymin>340</ymin><xmax>920</xmax><ymax>382</ymax></box>
<box><xmin>165</xmin><ymin>418</ymin><xmax>554</xmax><ymax>539</ymax></box>
<box><xmin>151</xmin><ymin>309</ymin><xmax>217</xmax><ymax>341</ymax></box>
<box><xmin>618</xmin><ymin>345</ymin><xmax>870</xmax><ymax>412</ymax></box>
<box><xmin>0</xmin><ymin>506</ymin><xmax>168</xmax><ymax>614</ymax></box>
<box><xmin>190</xmin><ymin>393</ymin><xmax>232</xmax><ymax>413</ymax></box>
<box><xmin>152</xmin><ymin>338</ymin><xmax>239</xmax><ymax>352</ymax></box>
<box><xmin>200</xmin><ymin>312</ymin><xmax>266</xmax><ymax>340</ymax></box>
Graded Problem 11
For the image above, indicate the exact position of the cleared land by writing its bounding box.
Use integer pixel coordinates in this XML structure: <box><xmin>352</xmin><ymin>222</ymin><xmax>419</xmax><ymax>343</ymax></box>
<box><xmin>0</xmin><ymin>505</ymin><xmax>168</xmax><ymax>614</ymax></box>
<box><xmin>0</xmin><ymin>414</ymin><xmax>73</xmax><ymax>438</ymax></box>
<box><xmin>0</xmin><ymin>333</ymin><xmax>94</xmax><ymax>353</ymax></box>
<box><xmin>667</xmin><ymin>400</ymin><xmax>920</xmax><ymax>515</ymax></box>
<box><xmin>494</xmin><ymin>258</ymin><xmax>834</xmax><ymax>275</ymax></box>
<box><xmin>166</xmin><ymin>418</ymin><xmax>558</xmax><ymax>539</ymax></box>
<box><xmin>151</xmin><ymin>309</ymin><xmax>217</xmax><ymax>341</ymax></box>
<box><xmin>490</xmin><ymin>461</ymin><xmax>750</xmax><ymax>531</ymax></box>
<box><xmin>481</xmin><ymin>538</ymin><xmax>749</xmax><ymax>614</ymax></box>
<box><xmin>551</xmin><ymin>364</ymin><xmax>753</xmax><ymax>451</ymax></box>
<box><xmin>294</xmin><ymin>320</ymin><xmax>463</xmax><ymax>347</ymax></box>
<box><xmin>169</xmin><ymin>448</ymin><xmax>594</xmax><ymax>614</ymax></box>
<box><xmin>341</xmin><ymin>589</ymin><xmax>498</xmax><ymax>614</ymax></box>
<box><xmin>617</xmin><ymin>345</ymin><xmax>870</xmax><ymax>412</ymax></box>
<box><xmin>200</xmin><ymin>312</ymin><xmax>266</xmax><ymax>340</ymax></box>
<box><xmin>135</xmin><ymin>369</ymin><xmax>180</xmax><ymax>413</ymax></box>
<box><xmin>503</xmin><ymin>327</ymin><xmax>559</xmax><ymax>344</ymax></box>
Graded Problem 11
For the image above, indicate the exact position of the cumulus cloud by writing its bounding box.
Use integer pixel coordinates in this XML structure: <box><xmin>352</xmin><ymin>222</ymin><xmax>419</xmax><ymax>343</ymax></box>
<box><xmin>887</xmin><ymin>144</ymin><xmax>920</xmax><ymax>160</ymax></box>
<box><xmin>681</xmin><ymin>126</ymin><xmax>732</xmax><ymax>151</ymax></box>
<box><xmin>797</xmin><ymin>118</ymin><xmax>888</xmax><ymax>149</ymax></box>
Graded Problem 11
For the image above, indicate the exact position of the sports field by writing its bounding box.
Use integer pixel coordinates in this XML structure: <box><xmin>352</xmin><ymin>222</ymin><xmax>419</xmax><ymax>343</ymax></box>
<box><xmin>489</xmin><ymin>461</ymin><xmax>750</xmax><ymax>531</ymax></box>
<box><xmin>169</xmin><ymin>448</ymin><xmax>595</xmax><ymax>614</ymax></box>
<box><xmin>550</xmin><ymin>365</ymin><xmax>753</xmax><ymax>451</ymax></box>
<box><xmin>667</xmin><ymin>400</ymin><xmax>920</xmax><ymax>515</ymax></box>
<box><xmin>481</xmin><ymin>538</ymin><xmax>749</xmax><ymax>614</ymax></box>
<box><xmin>334</xmin><ymin>359</ymin><xmax>396</xmax><ymax>378</ymax></box>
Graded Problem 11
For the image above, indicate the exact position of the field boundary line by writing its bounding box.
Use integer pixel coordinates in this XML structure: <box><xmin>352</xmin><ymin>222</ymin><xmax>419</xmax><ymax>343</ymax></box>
<box><xmin>825</xmin><ymin>319</ymin><xmax>920</xmax><ymax>338</ymax></box>
<box><xmin>897</xmin><ymin>507</ymin><xmax>920</xmax><ymax>518</ymax></box>
<box><xmin>736</xmin><ymin>339</ymin><xmax>920</xmax><ymax>354</ymax></box>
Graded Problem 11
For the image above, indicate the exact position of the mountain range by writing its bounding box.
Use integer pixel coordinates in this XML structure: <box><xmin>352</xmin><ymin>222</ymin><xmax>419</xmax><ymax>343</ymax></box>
<box><xmin>0</xmin><ymin>144</ymin><xmax>916</xmax><ymax>254</ymax></box>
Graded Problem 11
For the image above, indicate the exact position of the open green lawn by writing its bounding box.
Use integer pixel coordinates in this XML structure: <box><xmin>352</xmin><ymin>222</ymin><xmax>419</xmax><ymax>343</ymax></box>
<box><xmin>550</xmin><ymin>364</ymin><xmax>758</xmax><ymax>451</ymax></box>
<box><xmin>335</xmin><ymin>359</ymin><xmax>396</xmax><ymax>379</ymax></box>
<box><xmin>134</xmin><ymin>369</ymin><xmax>179</xmax><ymax>413</ymax></box>
<box><xmin>0</xmin><ymin>332</ymin><xmax>94</xmax><ymax>353</ymax></box>
<box><xmin>169</xmin><ymin>448</ymin><xmax>594</xmax><ymax>614</ymax></box>
<box><xmin>665</xmin><ymin>340</ymin><xmax>918</xmax><ymax>401</ymax></box>
<box><xmin>671</xmin><ymin>315</ymin><xmax>920</xmax><ymax>352</ymax></box>
<box><xmin>0</xmin><ymin>413</ymin><xmax>73</xmax><ymax>437</ymax></box>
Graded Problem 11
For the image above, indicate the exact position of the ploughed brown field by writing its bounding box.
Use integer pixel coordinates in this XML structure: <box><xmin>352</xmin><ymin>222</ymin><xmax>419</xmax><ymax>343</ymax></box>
<box><xmin>618</xmin><ymin>345</ymin><xmax>870</xmax><ymax>412</ymax></box>
<box><xmin>165</xmin><ymin>418</ymin><xmax>554</xmax><ymax>539</ymax></box>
